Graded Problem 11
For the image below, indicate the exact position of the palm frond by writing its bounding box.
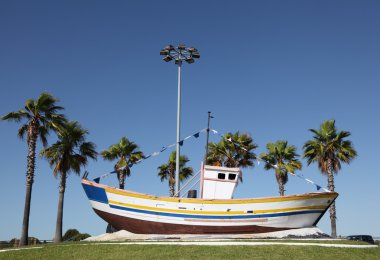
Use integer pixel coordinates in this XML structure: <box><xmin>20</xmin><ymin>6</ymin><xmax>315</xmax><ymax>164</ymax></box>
<box><xmin>24</xmin><ymin>99</ymin><xmax>36</xmax><ymax>115</ymax></box>
<box><xmin>207</xmin><ymin>131</ymin><xmax>257</xmax><ymax>173</ymax></box>
<box><xmin>41</xmin><ymin>119</ymin><xmax>96</xmax><ymax>177</ymax></box>
<box><xmin>303</xmin><ymin>119</ymin><xmax>357</xmax><ymax>176</ymax></box>
<box><xmin>262</xmin><ymin>140</ymin><xmax>301</xmax><ymax>194</ymax></box>
<box><xmin>1</xmin><ymin>110</ymin><xmax>30</xmax><ymax>122</ymax></box>
<box><xmin>80</xmin><ymin>142</ymin><xmax>97</xmax><ymax>160</ymax></box>
<box><xmin>38</xmin><ymin>125</ymin><xmax>49</xmax><ymax>147</ymax></box>
<box><xmin>157</xmin><ymin>151</ymin><xmax>194</xmax><ymax>188</ymax></box>
<box><xmin>17</xmin><ymin>124</ymin><xmax>28</xmax><ymax>140</ymax></box>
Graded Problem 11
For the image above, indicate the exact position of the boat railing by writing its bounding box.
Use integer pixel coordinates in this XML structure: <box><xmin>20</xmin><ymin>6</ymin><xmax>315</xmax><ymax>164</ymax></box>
<box><xmin>174</xmin><ymin>170</ymin><xmax>201</xmax><ymax>198</ymax></box>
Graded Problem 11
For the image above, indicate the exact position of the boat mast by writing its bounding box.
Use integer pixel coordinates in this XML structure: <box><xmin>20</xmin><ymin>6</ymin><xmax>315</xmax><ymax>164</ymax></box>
<box><xmin>204</xmin><ymin>111</ymin><xmax>213</xmax><ymax>164</ymax></box>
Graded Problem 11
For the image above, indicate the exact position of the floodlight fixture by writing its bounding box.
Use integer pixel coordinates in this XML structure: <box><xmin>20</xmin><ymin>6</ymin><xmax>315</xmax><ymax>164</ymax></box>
<box><xmin>160</xmin><ymin>44</ymin><xmax>200</xmax><ymax>66</ymax></box>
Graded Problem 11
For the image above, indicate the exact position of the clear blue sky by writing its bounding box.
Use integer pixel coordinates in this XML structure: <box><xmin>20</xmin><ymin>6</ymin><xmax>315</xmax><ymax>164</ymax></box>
<box><xmin>1</xmin><ymin>0</ymin><xmax>379</xmax><ymax>240</ymax></box>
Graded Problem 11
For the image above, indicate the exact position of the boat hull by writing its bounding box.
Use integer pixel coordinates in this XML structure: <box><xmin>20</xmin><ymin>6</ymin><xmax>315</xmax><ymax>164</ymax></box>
<box><xmin>82</xmin><ymin>179</ymin><xmax>338</xmax><ymax>234</ymax></box>
<box><xmin>94</xmin><ymin>208</ymin><xmax>290</xmax><ymax>234</ymax></box>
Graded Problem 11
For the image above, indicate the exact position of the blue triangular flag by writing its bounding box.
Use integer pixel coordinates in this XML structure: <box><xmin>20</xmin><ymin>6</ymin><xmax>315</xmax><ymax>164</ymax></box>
<box><xmin>94</xmin><ymin>177</ymin><xmax>100</xmax><ymax>183</ymax></box>
<box><xmin>179</xmin><ymin>140</ymin><xmax>184</xmax><ymax>146</ymax></box>
<box><xmin>193</xmin><ymin>132</ymin><xmax>200</xmax><ymax>138</ymax></box>
<box><xmin>316</xmin><ymin>184</ymin><xmax>321</xmax><ymax>191</ymax></box>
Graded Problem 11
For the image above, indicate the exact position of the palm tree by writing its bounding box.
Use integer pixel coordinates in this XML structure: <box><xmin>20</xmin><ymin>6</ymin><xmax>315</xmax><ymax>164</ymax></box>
<box><xmin>157</xmin><ymin>151</ymin><xmax>194</xmax><ymax>197</ymax></box>
<box><xmin>206</xmin><ymin>132</ymin><xmax>257</xmax><ymax>182</ymax></box>
<box><xmin>303</xmin><ymin>119</ymin><xmax>357</xmax><ymax>238</ymax></box>
<box><xmin>100</xmin><ymin>137</ymin><xmax>144</xmax><ymax>189</ymax></box>
<box><xmin>260</xmin><ymin>141</ymin><xmax>302</xmax><ymax>196</ymax></box>
<box><xmin>40</xmin><ymin>121</ymin><xmax>97</xmax><ymax>243</ymax></box>
<box><xmin>1</xmin><ymin>92</ymin><xmax>66</xmax><ymax>246</ymax></box>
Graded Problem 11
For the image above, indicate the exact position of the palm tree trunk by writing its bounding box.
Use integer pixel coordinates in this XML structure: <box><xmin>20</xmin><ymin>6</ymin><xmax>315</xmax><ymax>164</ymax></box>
<box><xmin>279</xmin><ymin>180</ymin><xmax>285</xmax><ymax>196</ymax></box>
<box><xmin>169</xmin><ymin>175</ymin><xmax>175</xmax><ymax>197</ymax></box>
<box><xmin>118</xmin><ymin>171</ymin><xmax>125</xmax><ymax>190</ymax></box>
<box><xmin>54</xmin><ymin>172</ymin><xmax>66</xmax><ymax>243</ymax></box>
<box><xmin>327</xmin><ymin>158</ymin><xmax>337</xmax><ymax>238</ymax></box>
<box><xmin>276</xmin><ymin>171</ymin><xmax>285</xmax><ymax>196</ymax></box>
<box><xmin>19</xmin><ymin>178</ymin><xmax>33</xmax><ymax>246</ymax></box>
<box><xmin>19</xmin><ymin>125</ymin><xmax>38</xmax><ymax>246</ymax></box>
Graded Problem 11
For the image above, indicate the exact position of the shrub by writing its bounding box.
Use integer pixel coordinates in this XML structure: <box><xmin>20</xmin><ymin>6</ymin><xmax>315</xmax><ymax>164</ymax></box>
<box><xmin>62</xmin><ymin>229</ymin><xmax>80</xmax><ymax>241</ymax></box>
<box><xmin>63</xmin><ymin>229</ymin><xmax>91</xmax><ymax>241</ymax></box>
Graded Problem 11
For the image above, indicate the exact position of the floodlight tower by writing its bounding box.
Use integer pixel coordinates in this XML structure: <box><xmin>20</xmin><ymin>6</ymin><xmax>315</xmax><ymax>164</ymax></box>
<box><xmin>160</xmin><ymin>44</ymin><xmax>200</xmax><ymax>197</ymax></box>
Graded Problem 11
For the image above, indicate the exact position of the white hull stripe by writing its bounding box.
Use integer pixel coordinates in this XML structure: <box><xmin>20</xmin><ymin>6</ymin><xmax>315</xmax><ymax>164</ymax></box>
<box><xmin>109</xmin><ymin>204</ymin><xmax>323</xmax><ymax>219</ymax></box>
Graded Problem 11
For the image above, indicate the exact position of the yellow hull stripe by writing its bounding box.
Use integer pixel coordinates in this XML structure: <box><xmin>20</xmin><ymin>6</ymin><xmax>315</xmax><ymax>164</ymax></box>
<box><xmin>105</xmin><ymin>187</ymin><xmax>337</xmax><ymax>204</ymax></box>
<box><xmin>108</xmin><ymin>200</ymin><xmax>327</xmax><ymax>215</ymax></box>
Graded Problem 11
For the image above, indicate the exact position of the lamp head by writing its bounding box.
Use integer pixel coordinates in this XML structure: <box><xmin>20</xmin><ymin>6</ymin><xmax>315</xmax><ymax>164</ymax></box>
<box><xmin>177</xmin><ymin>44</ymin><xmax>186</xmax><ymax>50</ymax></box>
<box><xmin>163</xmin><ymin>55</ymin><xmax>173</xmax><ymax>62</ymax></box>
<box><xmin>187</xmin><ymin>47</ymin><xmax>198</xmax><ymax>52</ymax></box>
<box><xmin>164</xmin><ymin>45</ymin><xmax>174</xmax><ymax>51</ymax></box>
<box><xmin>192</xmin><ymin>52</ymin><xmax>200</xmax><ymax>59</ymax></box>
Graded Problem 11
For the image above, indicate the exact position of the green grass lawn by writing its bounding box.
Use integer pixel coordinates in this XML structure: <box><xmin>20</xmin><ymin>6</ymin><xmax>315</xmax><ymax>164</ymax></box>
<box><xmin>91</xmin><ymin>239</ymin><xmax>372</xmax><ymax>245</ymax></box>
<box><xmin>1</xmin><ymin>243</ymin><xmax>379</xmax><ymax>260</ymax></box>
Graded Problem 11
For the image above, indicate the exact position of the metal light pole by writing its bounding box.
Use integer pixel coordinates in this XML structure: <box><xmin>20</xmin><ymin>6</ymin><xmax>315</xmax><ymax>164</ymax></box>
<box><xmin>160</xmin><ymin>44</ymin><xmax>200</xmax><ymax>197</ymax></box>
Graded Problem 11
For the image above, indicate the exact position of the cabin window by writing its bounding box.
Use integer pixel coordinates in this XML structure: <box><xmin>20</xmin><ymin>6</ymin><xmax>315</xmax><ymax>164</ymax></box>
<box><xmin>228</xmin><ymin>173</ymin><xmax>237</xmax><ymax>180</ymax></box>
<box><xmin>217</xmin><ymin>173</ymin><xmax>226</xmax><ymax>179</ymax></box>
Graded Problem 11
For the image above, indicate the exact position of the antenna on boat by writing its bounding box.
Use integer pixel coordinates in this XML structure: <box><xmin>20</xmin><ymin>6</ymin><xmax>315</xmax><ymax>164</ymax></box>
<box><xmin>204</xmin><ymin>111</ymin><xmax>214</xmax><ymax>164</ymax></box>
<box><xmin>82</xmin><ymin>171</ymin><xmax>89</xmax><ymax>180</ymax></box>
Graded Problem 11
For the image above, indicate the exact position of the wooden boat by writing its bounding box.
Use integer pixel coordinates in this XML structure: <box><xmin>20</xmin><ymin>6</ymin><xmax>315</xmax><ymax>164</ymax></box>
<box><xmin>82</xmin><ymin>164</ymin><xmax>337</xmax><ymax>234</ymax></box>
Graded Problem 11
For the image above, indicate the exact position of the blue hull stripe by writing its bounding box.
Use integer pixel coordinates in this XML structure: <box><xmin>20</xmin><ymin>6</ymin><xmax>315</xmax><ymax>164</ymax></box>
<box><xmin>109</xmin><ymin>204</ymin><xmax>322</xmax><ymax>219</ymax></box>
<box><xmin>82</xmin><ymin>183</ymin><xmax>109</xmax><ymax>204</ymax></box>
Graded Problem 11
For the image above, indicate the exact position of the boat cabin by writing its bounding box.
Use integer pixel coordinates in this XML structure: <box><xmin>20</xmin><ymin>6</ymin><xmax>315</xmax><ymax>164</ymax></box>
<box><xmin>200</xmin><ymin>165</ymin><xmax>241</xmax><ymax>199</ymax></box>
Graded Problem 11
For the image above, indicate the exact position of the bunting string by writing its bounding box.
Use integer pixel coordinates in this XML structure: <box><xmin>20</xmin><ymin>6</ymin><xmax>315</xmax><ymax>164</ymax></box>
<box><xmin>93</xmin><ymin>128</ymin><xmax>207</xmax><ymax>182</ymax></box>
<box><xmin>209</xmin><ymin>129</ymin><xmax>330</xmax><ymax>192</ymax></box>
<box><xmin>123</xmin><ymin>128</ymin><xmax>207</xmax><ymax>169</ymax></box>
<box><xmin>94</xmin><ymin>127</ymin><xmax>330</xmax><ymax>193</ymax></box>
